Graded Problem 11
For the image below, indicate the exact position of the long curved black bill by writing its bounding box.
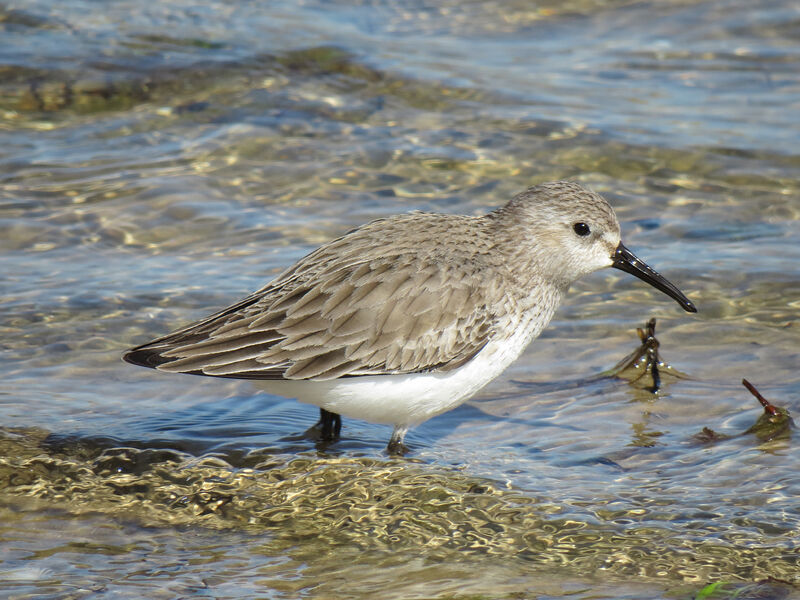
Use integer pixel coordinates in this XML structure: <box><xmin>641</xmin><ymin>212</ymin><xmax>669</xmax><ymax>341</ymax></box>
<box><xmin>612</xmin><ymin>242</ymin><xmax>697</xmax><ymax>313</ymax></box>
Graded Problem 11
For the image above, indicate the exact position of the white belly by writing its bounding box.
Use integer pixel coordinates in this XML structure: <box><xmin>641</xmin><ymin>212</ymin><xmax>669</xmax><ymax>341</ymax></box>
<box><xmin>254</xmin><ymin>310</ymin><xmax>550</xmax><ymax>427</ymax></box>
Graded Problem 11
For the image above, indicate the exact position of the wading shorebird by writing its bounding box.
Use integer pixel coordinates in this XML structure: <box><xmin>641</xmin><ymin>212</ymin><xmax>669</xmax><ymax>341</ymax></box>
<box><xmin>124</xmin><ymin>181</ymin><xmax>697</xmax><ymax>454</ymax></box>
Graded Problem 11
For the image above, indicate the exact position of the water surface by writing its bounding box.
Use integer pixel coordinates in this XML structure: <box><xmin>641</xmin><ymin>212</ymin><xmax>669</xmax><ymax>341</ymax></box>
<box><xmin>1</xmin><ymin>1</ymin><xmax>799</xmax><ymax>598</ymax></box>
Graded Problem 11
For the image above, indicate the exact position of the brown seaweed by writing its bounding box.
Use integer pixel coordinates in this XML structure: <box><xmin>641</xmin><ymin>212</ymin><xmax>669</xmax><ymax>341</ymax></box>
<box><xmin>598</xmin><ymin>318</ymin><xmax>686</xmax><ymax>393</ymax></box>
<box><xmin>741</xmin><ymin>379</ymin><xmax>795</xmax><ymax>442</ymax></box>
<box><xmin>692</xmin><ymin>379</ymin><xmax>795</xmax><ymax>444</ymax></box>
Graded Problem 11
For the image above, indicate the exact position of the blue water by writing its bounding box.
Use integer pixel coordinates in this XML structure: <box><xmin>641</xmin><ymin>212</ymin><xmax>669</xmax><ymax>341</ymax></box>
<box><xmin>1</xmin><ymin>1</ymin><xmax>799</xmax><ymax>598</ymax></box>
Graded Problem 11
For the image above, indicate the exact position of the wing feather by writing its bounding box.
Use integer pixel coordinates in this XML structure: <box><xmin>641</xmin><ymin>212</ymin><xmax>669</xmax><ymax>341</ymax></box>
<box><xmin>123</xmin><ymin>212</ymin><xmax>505</xmax><ymax>380</ymax></box>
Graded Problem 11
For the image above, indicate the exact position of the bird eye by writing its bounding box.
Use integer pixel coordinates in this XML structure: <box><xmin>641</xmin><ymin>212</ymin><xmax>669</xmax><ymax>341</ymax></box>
<box><xmin>573</xmin><ymin>222</ymin><xmax>591</xmax><ymax>237</ymax></box>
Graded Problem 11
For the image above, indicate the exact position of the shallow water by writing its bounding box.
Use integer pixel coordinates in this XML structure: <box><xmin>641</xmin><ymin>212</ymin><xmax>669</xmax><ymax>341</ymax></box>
<box><xmin>1</xmin><ymin>0</ymin><xmax>799</xmax><ymax>598</ymax></box>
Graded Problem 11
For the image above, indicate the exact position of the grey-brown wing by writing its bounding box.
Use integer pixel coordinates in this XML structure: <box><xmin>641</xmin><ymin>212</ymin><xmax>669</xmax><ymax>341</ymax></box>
<box><xmin>124</xmin><ymin>214</ymin><xmax>500</xmax><ymax>381</ymax></box>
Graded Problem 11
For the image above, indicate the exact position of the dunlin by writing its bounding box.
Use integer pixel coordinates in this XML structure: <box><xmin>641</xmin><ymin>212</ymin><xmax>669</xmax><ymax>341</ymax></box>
<box><xmin>124</xmin><ymin>181</ymin><xmax>696</xmax><ymax>454</ymax></box>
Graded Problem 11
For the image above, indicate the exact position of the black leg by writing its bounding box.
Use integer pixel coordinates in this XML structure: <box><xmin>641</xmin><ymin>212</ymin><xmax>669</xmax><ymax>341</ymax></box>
<box><xmin>318</xmin><ymin>408</ymin><xmax>342</xmax><ymax>441</ymax></box>
<box><xmin>332</xmin><ymin>412</ymin><xmax>342</xmax><ymax>438</ymax></box>
<box><xmin>386</xmin><ymin>425</ymin><xmax>409</xmax><ymax>456</ymax></box>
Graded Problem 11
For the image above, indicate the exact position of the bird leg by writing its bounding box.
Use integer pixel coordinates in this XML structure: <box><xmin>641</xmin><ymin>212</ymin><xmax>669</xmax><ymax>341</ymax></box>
<box><xmin>387</xmin><ymin>425</ymin><xmax>409</xmax><ymax>456</ymax></box>
<box><xmin>317</xmin><ymin>408</ymin><xmax>342</xmax><ymax>441</ymax></box>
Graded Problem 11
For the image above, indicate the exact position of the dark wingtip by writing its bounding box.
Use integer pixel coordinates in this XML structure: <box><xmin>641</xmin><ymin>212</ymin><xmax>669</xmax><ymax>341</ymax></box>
<box><xmin>122</xmin><ymin>346</ymin><xmax>174</xmax><ymax>369</ymax></box>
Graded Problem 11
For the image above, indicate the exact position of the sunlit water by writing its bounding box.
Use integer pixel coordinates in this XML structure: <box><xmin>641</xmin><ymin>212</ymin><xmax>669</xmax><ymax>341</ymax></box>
<box><xmin>1</xmin><ymin>1</ymin><xmax>799</xmax><ymax>598</ymax></box>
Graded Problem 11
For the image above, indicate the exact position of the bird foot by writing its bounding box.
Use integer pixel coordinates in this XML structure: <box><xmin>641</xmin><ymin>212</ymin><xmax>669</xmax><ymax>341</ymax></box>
<box><xmin>386</xmin><ymin>440</ymin><xmax>409</xmax><ymax>456</ymax></box>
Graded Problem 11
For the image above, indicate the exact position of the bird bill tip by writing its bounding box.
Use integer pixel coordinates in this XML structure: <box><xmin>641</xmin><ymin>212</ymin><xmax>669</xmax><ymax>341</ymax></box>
<box><xmin>612</xmin><ymin>242</ymin><xmax>698</xmax><ymax>313</ymax></box>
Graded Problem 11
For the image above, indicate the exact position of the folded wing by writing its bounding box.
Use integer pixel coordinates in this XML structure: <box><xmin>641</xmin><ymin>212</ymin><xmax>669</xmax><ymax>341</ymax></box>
<box><xmin>124</xmin><ymin>214</ymin><xmax>499</xmax><ymax>381</ymax></box>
